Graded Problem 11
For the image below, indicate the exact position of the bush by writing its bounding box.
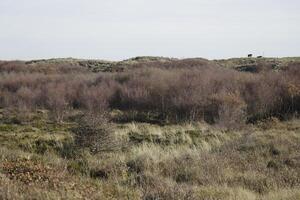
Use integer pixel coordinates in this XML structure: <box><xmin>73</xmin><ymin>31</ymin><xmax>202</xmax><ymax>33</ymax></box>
<box><xmin>72</xmin><ymin>112</ymin><xmax>119</xmax><ymax>153</ymax></box>
<box><xmin>0</xmin><ymin>59</ymin><xmax>299</xmax><ymax>126</ymax></box>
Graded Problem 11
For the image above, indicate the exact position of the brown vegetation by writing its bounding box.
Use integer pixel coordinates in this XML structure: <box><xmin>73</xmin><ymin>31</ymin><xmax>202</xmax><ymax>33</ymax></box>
<box><xmin>0</xmin><ymin>59</ymin><xmax>299</xmax><ymax>127</ymax></box>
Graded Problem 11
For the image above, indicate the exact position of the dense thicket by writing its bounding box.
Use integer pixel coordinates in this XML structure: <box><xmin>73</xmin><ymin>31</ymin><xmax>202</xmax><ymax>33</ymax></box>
<box><xmin>0</xmin><ymin>60</ymin><xmax>299</xmax><ymax>126</ymax></box>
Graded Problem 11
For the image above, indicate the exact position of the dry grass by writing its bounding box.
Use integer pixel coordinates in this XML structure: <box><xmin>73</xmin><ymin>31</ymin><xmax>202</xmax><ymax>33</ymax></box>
<box><xmin>1</xmin><ymin>111</ymin><xmax>299</xmax><ymax>199</ymax></box>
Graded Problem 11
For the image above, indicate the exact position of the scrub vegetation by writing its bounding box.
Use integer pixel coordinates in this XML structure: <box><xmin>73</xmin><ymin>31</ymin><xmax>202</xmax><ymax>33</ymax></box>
<box><xmin>0</xmin><ymin>57</ymin><xmax>299</xmax><ymax>199</ymax></box>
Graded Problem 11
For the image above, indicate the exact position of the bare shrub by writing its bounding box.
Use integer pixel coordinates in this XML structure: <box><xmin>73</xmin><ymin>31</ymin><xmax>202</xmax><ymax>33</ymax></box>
<box><xmin>16</xmin><ymin>87</ymin><xmax>37</xmax><ymax>110</ymax></box>
<box><xmin>73</xmin><ymin>112</ymin><xmax>119</xmax><ymax>153</ymax></box>
<box><xmin>211</xmin><ymin>91</ymin><xmax>247</xmax><ymax>128</ymax></box>
<box><xmin>43</xmin><ymin>83</ymin><xmax>69</xmax><ymax>122</ymax></box>
<box><xmin>0</xmin><ymin>59</ymin><xmax>299</xmax><ymax>126</ymax></box>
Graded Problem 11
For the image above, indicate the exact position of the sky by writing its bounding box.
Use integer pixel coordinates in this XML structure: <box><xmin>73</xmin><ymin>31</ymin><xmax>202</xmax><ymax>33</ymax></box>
<box><xmin>0</xmin><ymin>0</ymin><xmax>299</xmax><ymax>60</ymax></box>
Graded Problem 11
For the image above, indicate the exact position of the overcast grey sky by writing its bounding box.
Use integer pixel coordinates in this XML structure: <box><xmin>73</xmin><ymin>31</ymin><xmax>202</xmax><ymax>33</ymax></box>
<box><xmin>0</xmin><ymin>0</ymin><xmax>299</xmax><ymax>60</ymax></box>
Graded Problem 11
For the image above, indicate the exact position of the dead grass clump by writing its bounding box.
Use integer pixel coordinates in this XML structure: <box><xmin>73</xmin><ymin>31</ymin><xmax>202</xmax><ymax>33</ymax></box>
<box><xmin>135</xmin><ymin>172</ymin><xmax>196</xmax><ymax>200</ymax></box>
<box><xmin>195</xmin><ymin>186</ymin><xmax>257</xmax><ymax>200</ymax></box>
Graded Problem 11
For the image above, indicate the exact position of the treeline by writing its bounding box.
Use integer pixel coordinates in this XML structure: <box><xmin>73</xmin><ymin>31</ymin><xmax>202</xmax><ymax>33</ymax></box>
<box><xmin>0</xmin><ymin>60</ymin><xmax>299</xmax><ymax>126</ymax></box>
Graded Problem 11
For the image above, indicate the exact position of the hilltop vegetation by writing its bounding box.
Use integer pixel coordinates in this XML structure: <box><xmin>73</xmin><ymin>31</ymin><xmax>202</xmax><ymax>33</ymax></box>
<box><xmin>0</xmin><ymin>57</ymin><xmax>300</xmax><ymax>199</ymax></box>
<box><xmin>3</xmin><ymin>56</ymin><xmax>299</xmax><ymax>72</ymax></box>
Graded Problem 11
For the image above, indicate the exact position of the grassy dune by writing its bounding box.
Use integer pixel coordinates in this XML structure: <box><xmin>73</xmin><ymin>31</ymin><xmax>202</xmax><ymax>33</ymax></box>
<box><xmin>22</xmin><ymin>56</ymin><xmax>300</xmax><ymax>72</ymax></box>
<box><xmin>0</xmin><ymin>109</ymin><xmax>299</xmax><ymax>199</ymax></box>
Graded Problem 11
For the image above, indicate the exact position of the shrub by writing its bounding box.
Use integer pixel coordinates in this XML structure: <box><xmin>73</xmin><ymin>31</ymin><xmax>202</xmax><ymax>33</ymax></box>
<box><xmin>0</xmin><ymin>59</ymin><xmax>299</xmax><ymax>126</ymax></box>
<box><xmin>72</xmin><ymin>112</ymin><xmax>119</xmax><ymax>153</ymax></box>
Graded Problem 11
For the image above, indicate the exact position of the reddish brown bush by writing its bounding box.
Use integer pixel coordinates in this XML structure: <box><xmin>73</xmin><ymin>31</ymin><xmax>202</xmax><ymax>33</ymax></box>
<box><xmin>0</xmin><ymin>59</ymin><xmax>299</xmax><ymax>126</ymax></box>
